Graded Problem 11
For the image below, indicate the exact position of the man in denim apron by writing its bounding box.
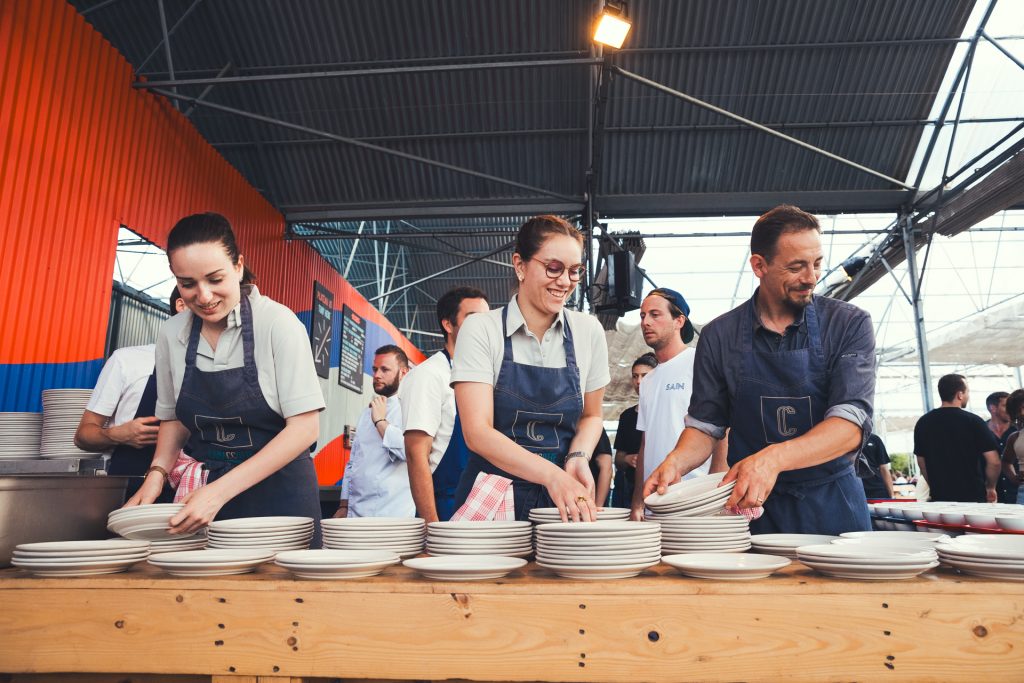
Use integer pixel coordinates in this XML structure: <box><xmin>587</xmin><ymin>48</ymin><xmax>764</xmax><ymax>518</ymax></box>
<box><xmin>644</xmin><ymin>205</ymin><xmax>874</xmax><ymax>535</ymax></box>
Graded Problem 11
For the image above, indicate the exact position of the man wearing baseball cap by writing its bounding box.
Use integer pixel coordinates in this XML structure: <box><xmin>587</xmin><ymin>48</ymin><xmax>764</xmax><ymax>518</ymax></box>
<box><xmin>629</xmin><ymin>287</ymin><xmax>727</xmax><ymax>520</ymax></box>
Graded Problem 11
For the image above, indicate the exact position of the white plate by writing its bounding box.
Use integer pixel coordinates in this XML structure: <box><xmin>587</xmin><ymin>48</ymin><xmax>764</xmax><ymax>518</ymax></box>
<box><xmin>800</xmin><ymin>559</ymin><xmax>939</xmax><ymax>580</ymax></box>
<box><xmin>941</xmin><ymin>558</ymin><xmax>1024</xmax><ymax>580</ymax></box>
<box><xmin>644</xmin><ymin>472</ymin><xmax>729</xmax><ymax>505</ymax></box>
<box><xmin>323</xmin><ymin>517</ymin><xmax>424</xmax><ymax>529</ymax></box>
<box><xmin>653</xmin><ymin>517</ymin><xmax>749</xmax><ymax>526</ymax></box>
<box><xmin>751</xmin><ymin>534</ymin><xmax>840</xmax><ymax>547</ymax></box>
<box><xmin>937</xmin><ymin>551</ymin><xmax>1024</xmax><ymax>567</ymax></box>
<box><xmin>208</xmin><ymin>529</ymin><xmax>313</xmax><ymax>540</ymax></box>
<box><xmin>12</xmin><ymin>556</ymin><xmax>144</xmax><ymax>572</ymax></box>
<box><xmin>939</xmin><ymin>536</ymin><xmax>1024</xmax><ymax>558</ymax></box>
<box><xmin>147</xmin><ymin>549</ymin><xmax>274</xmax><ymax>564</ymax></box>
<box><xmin>428</xmin><ymin>547</ymin><xmax>532</xmax><ymax>558</ymax></box>
<box><xmin>15</xmin><ymin>540</ymin><xmax>150</xmax><ymax>554</ymax></box>
<box><xmin>427</xmin><ymin>528</ymin><xmax>533</xmax><ymax>539</ymax></box>
<box><xmin>536</xmin><ymin>551</ymin><xmax>662</xmax><ymax>564</ymax></box>
<box><xmin>646</xmin><ymin>488</ymin><xmax>733</xmax><ymax>512</ymax></box>
<box><xmin>12</xmin><ymin>552</ymin><xmax>148</xmax><ymax>565</ymax></box>
<box><xmin>662</xmin><ymin>552</ymin><xmax>790</xmax><ymax>579</ymax></box>
<box><xmin>796</xmin><ymin>544</ymin><xmax>937</xmax><ymax>562</ymax></box>
<box><xmin>536</xmin><ymin>561</ymin><xmax>660</xmax><ymax>579</ymax></box>
<box><xmin>403</xmin><ymin>555</ymin><xmax>527</xmax><ymax>580</ymax></box>
<box><xmin>646</xmin><ymin>498</ymin><xmax>731</xmax><ymax>517</ymax></box>
<box><xmin>209</xmin><ymin>516</ymin><xmax>314</xmax><ymax>531</ymax></box>
<box><xmin>13</xmin><ymin>565</ymin><xmax>139</xmax><ymax>577</ymax></box>
<box><xmin>425</xmin><ymin>535</ymin><xmax>530</xmax><ymax>545</ymax></box>
<box><xmin>276</xmin><ymin>549</ymin><xmax>399</xmax><ymax>564</ymax></box>
<box><xmin>840</xmin><ymin>531</ymin><xmax>948</xmax><ymax>543</ymax></box>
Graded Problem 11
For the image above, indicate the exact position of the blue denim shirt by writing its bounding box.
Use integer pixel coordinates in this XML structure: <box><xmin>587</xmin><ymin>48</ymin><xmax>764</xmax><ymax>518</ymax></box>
<box><xmin>685</xmin><ymin>289</ymin><xmax>875</xmax><ymax>444</ymax></box>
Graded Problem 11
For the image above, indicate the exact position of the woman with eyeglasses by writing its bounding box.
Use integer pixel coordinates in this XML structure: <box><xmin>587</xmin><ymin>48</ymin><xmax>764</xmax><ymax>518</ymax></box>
<box><xmin>450</xmin><ymin>215</ymin><xmax>610</xmax><ymax>522</ymax></box>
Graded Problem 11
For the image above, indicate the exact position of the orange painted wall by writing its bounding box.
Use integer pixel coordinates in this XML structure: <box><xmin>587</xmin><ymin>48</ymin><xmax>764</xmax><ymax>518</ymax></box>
<box><xmin>0</xmin><ymin>0</ymin><xmax>422</xmax><ymax>483</ymax></box>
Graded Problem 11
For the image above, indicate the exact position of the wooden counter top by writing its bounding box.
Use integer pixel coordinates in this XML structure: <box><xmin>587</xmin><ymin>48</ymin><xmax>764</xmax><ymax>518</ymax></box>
<box><xmin>1</xmin><ymin>562</ymin><xmax>1021</xmax><ymax>682</ymax></box>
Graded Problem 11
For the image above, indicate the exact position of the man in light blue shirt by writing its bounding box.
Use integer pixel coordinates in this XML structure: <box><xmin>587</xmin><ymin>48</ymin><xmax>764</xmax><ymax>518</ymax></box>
<box><xmin>338</xmin><ymin>345</ymin><xmax>412</xmax><ymax>517</ymax></box>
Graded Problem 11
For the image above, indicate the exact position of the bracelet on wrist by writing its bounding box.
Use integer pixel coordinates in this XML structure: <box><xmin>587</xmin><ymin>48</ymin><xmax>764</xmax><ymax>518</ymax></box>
<box><xmin>145</xmin><ymin>465</ymin><xmax>168</xmax><ymax>481</ymax></box>
<box><xmin>373</xmin><ymin>418</ymin><xmax>387</xmax><ymax>426</ymax></box>
<box><xmin>565</xmin><ymin>451</ymin><xmax>590</xmax><ymax>462</ymax></box>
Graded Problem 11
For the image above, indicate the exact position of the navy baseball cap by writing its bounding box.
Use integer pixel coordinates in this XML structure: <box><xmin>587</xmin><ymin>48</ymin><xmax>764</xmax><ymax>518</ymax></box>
<box><xmin>649</xmin><ymin>287</ymin><xmax>695</xmax><ymax>343</ymax></box>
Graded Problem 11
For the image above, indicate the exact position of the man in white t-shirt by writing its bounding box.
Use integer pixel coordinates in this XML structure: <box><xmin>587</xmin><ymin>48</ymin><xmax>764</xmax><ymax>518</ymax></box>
<box><xmin>630</xmin><ymin>288</ymin><xmax>726</xmax><ymax>520</ymax></box>
<box><xmin>400</xmin><ymin>286</ymin><xmax>490</xmax><ymax>522</ymax></box>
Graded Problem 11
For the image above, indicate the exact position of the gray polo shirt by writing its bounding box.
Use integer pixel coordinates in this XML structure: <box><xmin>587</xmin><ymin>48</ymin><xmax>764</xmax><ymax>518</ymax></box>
<box><xmin>685</xmin><ymin>290</ymin><xmax>875</xmax><ymax>444</ymax></box>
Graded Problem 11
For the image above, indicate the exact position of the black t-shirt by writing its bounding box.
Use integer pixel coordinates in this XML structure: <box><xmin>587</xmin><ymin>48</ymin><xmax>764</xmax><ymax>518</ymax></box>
<box><xmin>914</xmin><ymin>407</ymin><xmax>1000</xmax><ymax>502</ymax></box>
<box><xmin>589</xmin><ymin>429</ymin><xmax>613</xmax><ymax>481</ymax></box>
<box><xmin>860</xmin><ymin>433</ymin><xmax>892</xmax><ymax>499</ymax></box>
<box><xmin>613</xmin><ymin>406</ymin><xmax>641</xmax><ymax>454</ymax></box>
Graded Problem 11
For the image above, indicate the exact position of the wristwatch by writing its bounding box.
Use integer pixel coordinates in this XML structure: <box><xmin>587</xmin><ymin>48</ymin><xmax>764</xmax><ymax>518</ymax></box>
<box><xmin>565</xmin><ymin>450</ymin><xmax>590</xmax><ymax>462</ymax></box>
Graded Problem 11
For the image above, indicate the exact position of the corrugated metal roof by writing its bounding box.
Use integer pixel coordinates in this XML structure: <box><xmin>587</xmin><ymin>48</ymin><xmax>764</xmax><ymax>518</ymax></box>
<box><xmin>70</xmin><ymin>0</ymin><xmax>976</xmax><ymax>352</ymax></box>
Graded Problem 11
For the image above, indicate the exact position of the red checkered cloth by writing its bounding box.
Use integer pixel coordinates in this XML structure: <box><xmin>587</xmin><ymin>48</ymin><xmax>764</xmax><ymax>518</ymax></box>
<box><xmin>450</xmin><ymin>473</ymin><xmax>514</xmax><ymax>521</ymax></box>
<box><xmin>168</xmin><ymin>451</ymin><xmax>207</xmax><ymax>503</ymax></box>
<box><xmin>723</xmin><ymin>505</ymin><xmax>764</xmax><ymax>521</ymax></box>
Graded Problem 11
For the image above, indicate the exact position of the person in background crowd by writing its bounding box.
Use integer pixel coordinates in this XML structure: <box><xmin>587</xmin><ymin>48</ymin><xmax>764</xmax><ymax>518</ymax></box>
<box><xmin>630</xmin><ymin>288</ymin><xmax>726</xmax><ymax>521</ymax></box>
<box><xmin>1000</xmin><ymin>389</ymin><xmax>1024</xmax><ymax>505</ymax></box>
<box><xmin>128</xmin><ymin>213</ymin><xmax>324</xmax><ymax>543</ymax></box>
<box><xmin>451</xmin><ymin>215</ymin><xmax>610</xmax><ymax>522</ymax></box>
<box><xmin>401</xmin><ymin>287</ymin><xmax>490</xmax><ymax>522</ymax></box>
<box><xmin>590</xmin><ymin>429</ymin><xmax>614</xmax><ymax>507</ymax></box>
<box><xmin>859</xmin><ymin>433</ymin><xmax>894</xmax><ymax>500</ymax></box>
<box><xmin>612</xmin><ymin>353</ymin><xmax>657</xmax><ymax>508</ymax></box>
<box><xmin>75</xmin><ymin>289</ymin><xmax>186</xmax><ymax>501</ymax></box>
<box><xmin>339</xmin><ymin>345</ymin><xmax>411</xmax><ymax>518</ymax></box>
<box><xmin>645</xmin><ymin>205</ymin><xmax>875</xmax><ymax>535</ymax></box>
<box><xmin>914</xmin><ymin>374</ymin><xmax>1000</xmax><ymax>503</ymax></box>
<box><xmin>986</xmin><ymin>391</ymin><xmax>1018</xmax><ymax>504</ymax></box>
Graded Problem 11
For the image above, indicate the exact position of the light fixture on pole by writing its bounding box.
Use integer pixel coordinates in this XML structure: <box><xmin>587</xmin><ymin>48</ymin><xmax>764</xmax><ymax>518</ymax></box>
<box><xmin>593</xmin><ymin>2</ymin><xmax>632</xmax><ymax>49</ymax></box>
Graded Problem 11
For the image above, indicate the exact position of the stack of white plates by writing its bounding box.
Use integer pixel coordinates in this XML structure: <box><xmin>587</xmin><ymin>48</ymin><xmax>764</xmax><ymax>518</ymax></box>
<box><xmin>149</xmin><ymin>534</ymin><xmax>208</xmax><ymax>554</ymax></box>
<box><xmin>528</xmin><ymin>507</ymin><xmax>631</xmax><ymax>524</ymax></box>
<box><xmin>322</xmin><ymin>517</ymin><xmax>425</xmax><ymax>558</ymax></box>
<box><xmin>40</xmin><ymin>389</ymin><xmax>96</xmax><ymax>459</ymax></box>
<box><xmin>207</xmin><ymin>516</ymin><xmax>314</xmax><ymax>552</ymax></box>
<box><xmin>751</xmin><ymin>534</ymin><xmax>840</xmax><ymax>559</ymax></box>
<box><xmin>654</xmin><ymin>515</ymin><xmax>751</xmax><ymax>554</ymax></box>
<box><xmin>535</xmin><ymin>521</ymin><xmax>661</xmax><ymax>579</ymax></box>
<box><xmin>643</xmin><ymin>472</ymin><xmax>735</xmax><ymax>517</ymax></box>
<box><xmin>11</xmin><ymin>540</ymin><xmax>149</xmax><ymax>577</ymax></box>
<box><xmin>795</xmin><ymin>544</ymin><xmax>939</xmax><ymax>580</ymax></box>
<box><xmin>936</xmin><ymin>536</ymin><xmax>1024</xmax><ymax>580</ymax></box>
<box><xmin>840</xmin><ymin>530</ymin><xmax>949</xmax><ymax>543</ymax></box>
<box><xmin>426</xmin><ymin>521</ymin><xmax>533</xmax><ymax>557</ymax></box>
<box><xmin>148</xmin><ymin>549</ymin><xmax>274</xmax><ymax>576</ymax></box>
<box><xmin>275</xmin><ymin>549</ymin><xmax>400</xmax><ymax>579</ymax></box>
<box><xmin>404</xmin><ymin>555</ymin><xmax>528</xmax><ymax>581</ymax></box>
<box><xmin>108</xmin><ymin>503</ymin><xmax>203</xmax><ymax>541</ymax></box>
<box><xmin>0</xmin><ymin>412</ymin><xmax>42</xmax><ymax>459</ymax></box>
<box><xmin>663</xmin><ymin>553</ymin><xmax>791</xmax><ymax>580</ymax></box>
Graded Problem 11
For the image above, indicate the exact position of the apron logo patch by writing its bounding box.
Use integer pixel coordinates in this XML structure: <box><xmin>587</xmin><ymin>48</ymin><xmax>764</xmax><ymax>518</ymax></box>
<box><xmin>512</xmin><ymin>411</ymin><xmax>563</xmax><ymax>451</ymax></box>
<box><xmin>195</xmin><ymin>415</ymin><xmax>254</xmax><ymax>450</ymax></box>
<box><xmin>760</xmin><ymin>396</ymin><xmax>813</xmax><ymax>444</ymax></box>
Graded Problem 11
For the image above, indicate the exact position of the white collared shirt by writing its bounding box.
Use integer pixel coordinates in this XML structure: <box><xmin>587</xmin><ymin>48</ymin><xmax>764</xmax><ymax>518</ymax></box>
<box><xmin>398</xmin><ymin>350</ymin><xmax>455</xmax><ymax>471</ymax></box>
<box><xmin>86</xmin><ymin>345</ymin><xmax>156</xmax><ymax>426</ymax></box>
<box><xmin>340</xmin><ymin>396</ymin><xmax>414</xmax><ymax>517</ymax></box>
<box><xmin>154</xmin><ymin>286</ymin><xmax>325</xmax><ymax>421</ymax></box>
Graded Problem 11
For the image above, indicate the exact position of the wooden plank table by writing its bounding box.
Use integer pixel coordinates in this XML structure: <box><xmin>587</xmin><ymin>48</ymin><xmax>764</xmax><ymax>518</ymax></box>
<box><xmin>1</xmin><ymin>561</ymin><xmax>1022</xmax><ymax>682</ymax></box>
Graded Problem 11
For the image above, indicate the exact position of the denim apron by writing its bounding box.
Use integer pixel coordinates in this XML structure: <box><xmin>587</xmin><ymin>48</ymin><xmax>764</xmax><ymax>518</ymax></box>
<box><xmin>728</xmin><ymin>299</ymin><xmax>870</xmax><ymax>535</ymax></box>
<box><xmin>175</xmin><ymin>295</ymin><xmax>322</xmax><ymax>546</ymax></box>
<box><xmin>430</xmin><ymin>349</ymin><xmax>471</xmax><ymax>521</ymax></box>
<box><xmin>453</xmin><ymin>305</ymin><xmax>584</xmax><ymax>520</ymax></box>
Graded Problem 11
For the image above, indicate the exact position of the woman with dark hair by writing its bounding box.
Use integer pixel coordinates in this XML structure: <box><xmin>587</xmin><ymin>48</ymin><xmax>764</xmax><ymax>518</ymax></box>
<box><xmin>450</xmin><ymin>215</ymin><xmax>610</xmax><ymax>522</ymax></box>
<box><xmin>1000</xmin><ymin>389</ymin><xmax>1024</xmax><ymax>504</ymax></box>
<box><xmin>125</xmin><ymin>212</ymin><xmax>324</xmax><ymax>542</ymax></box>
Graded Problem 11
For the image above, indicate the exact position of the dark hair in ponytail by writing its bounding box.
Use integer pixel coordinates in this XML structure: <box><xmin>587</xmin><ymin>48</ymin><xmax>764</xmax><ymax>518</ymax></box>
<box><xmin>167</xmin><ymin>212</ymin><xmax>257</xmax><ymax>285</ymax></box>
<box><xmin>514</xmin><ymin>215</ymin><xmax>583</xmax><ymax>262</ymax></box>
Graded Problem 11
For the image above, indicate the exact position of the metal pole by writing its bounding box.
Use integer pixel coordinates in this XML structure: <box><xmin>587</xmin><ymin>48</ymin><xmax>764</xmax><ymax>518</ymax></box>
<box><xmin>136</xmin><ymin>0</ymin><xmax>205</xmax><ymax>75</ymax></box>
<box><xmin>148</xmin><ymin>88</ymin><xmax>584</xmax><ymax>205</ymax></box>
<box><xmin>184</xmin><ymin>62</ymin><xmax>233</xmax><ymax>118</ymax></box>
<box><xmin>982</xmin><ymin>31</ymin><xmax>1024</xmax><ymax>73</ymax></box>
<box><xmin>135</xmin><ymin>57</ymin><xmax>604</xmax><ymax>89</ymax></box>
<box><xmin>342</xmin><ymin>221</ymin><xmax>365</xmax><ymax>279</ymax></box>
<box><xmin>156</xmin><ymin>0</ymin><xmax>179</xmax><ymax>111</ymax></box>
<box><xmin>611</xmin><ymin>66</ymin><xmax>916</xmax><ymax>191</ymax></box>
<box><xmin>902</xmin><ymin>214</ymin><xmax>933</xmax><ymax>413</ymax></box>
<box><xmin>368</xmin><ymin>242</ymin><xmax>515</xmax><ymax>304</ymax></box>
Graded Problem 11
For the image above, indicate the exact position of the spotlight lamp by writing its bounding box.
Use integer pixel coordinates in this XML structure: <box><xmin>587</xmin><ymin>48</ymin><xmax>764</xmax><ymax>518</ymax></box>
<box><xmin>594</xmin><ymin>1</ymin><xmax>632</xmax><ymax>49</ymax></box>
<box><xmin>840</xmin><ymin>256</ymin><xmax>868</xmax><ymax>280</ymax></box>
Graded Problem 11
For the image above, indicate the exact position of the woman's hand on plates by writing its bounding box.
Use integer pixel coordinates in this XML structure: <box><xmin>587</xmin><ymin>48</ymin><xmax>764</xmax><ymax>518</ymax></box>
<box><xmin>722</xmin><ymin>449</ymin><xmax>780</xmax><ymax>509</ymax></box>
<box><xmin>545</xmin><ymin>466</ymin><xmax>596</xmax><ymax>523</ymax></box>
<box><xmin>168</xmin><ymin>484</ymin><xmax>228</xmax><ymax>535</ymax></box>
<box><xmin>123</xmin><ymin>471</ymin><xmax>164</xmax><ymax>508</ymax></box>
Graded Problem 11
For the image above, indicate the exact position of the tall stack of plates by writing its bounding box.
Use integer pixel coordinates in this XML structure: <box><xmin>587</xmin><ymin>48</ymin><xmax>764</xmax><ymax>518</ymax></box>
<box><xmin>207</xmin><ymin>516</ymin><xmax>314</xmax><ymax>552</ymax></box>
<box><xmin>148</xmin><ymin>549</ymin><xmax>274</xmax><ymax>576</ymax></box>
<box><xmin>108</xmin><ymin>503</ymin><xmax>204</xmax><ymax>541</ymax></box>
<box><xmin>535</xmin><ymin>521</ymin><xmax>661</xmax><ymax>579</ymax></box>
<box><xmin>11</xmin><ymin>540</ymin><xmax>149</xmax><ymax>577</ymax></box>
<box><xmin>322</xmin><ymin>517</ymin><xmax>425</xmax><ymax>558</ymax></box>
<box><xmin>751</xmin><ymin>534</ymin><xmax>840</xmax><ymax>559</ymax></box>
<box><xmin>426</xmin><ymin>521</ymin><xmax>533</xmax><ymax>557</ymax></box>
<box><xmin>644</xmin><ymin>472</ymin><xmax>735</xmax><ymax>518</ymax></box>
<box><xmin>40</xmin><ymin>389</ymin><xmax>96</xmax><ymax>458</ymax></box>
<box><xmin>528</xmin><ymin>507</ymin><xmax>631</xmax><ymax>524</ymax></box>
<box><xmin>0</xmin><ymin>412</ymin><xmax>43</xmax><ymax>459</ymax></box>
<box><xmin>275</xmin><ymin>549</ymin><xmax>400</xmax><ymax>579</ymax></box>
<box><xmin>656</xmin><ymin>515</ymin><xmax>751</xmax><ymax>554</ymax></box>
<box><xmin>936</xmin><ymin>536</ymin><xmax>1024</xmax><ymax>580</ymax></box>
<box><xmin>795</xmin><ymin>544</ymin><xmax>939</xmax><ymax>580</ymax></box>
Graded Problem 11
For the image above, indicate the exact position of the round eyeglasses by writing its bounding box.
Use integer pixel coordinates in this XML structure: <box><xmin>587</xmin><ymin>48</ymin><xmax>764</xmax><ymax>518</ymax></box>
<box><xmin>531</xmin><ymin>257</ymin><xmax>584</xmax><ymax>281</ymax></box>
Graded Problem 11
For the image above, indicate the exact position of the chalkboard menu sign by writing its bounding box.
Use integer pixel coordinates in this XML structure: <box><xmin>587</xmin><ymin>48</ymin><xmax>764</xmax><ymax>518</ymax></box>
<box><xmin>310</xmin><ymin>282</ymin><xmax>333</xmax><ymax>379</ymax></box>
<box><xmin>338</xmin><ymin>305</ymin><xmax>367</xmax><ymax>393</ymax></box>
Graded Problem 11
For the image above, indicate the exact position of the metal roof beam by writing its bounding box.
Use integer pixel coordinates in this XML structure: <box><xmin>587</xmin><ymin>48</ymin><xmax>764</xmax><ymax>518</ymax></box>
<box><xmin>597</xmin><ymin>190</ymin><xmax>917</xmax><ymax>217</ymax></box>
<box><xmin>148</xmin><ymin>88</ymin><xmax>583</xmax><ymax>205</ymax></box>
<box><xmin>135</xmin><ymin>0</ymin><xmax>204</xmax><ymax>75</ymax></box>
<box><xmin>611</xmin><ymin>65</ymin><xmax>916</xmax><ymax>191</ymax></box>
<box><xmin>367</xmin><ymin>241</ymin><xmax>515</xmax><ymax>304</ymax></box>
<box><xmin>285</xmin><ymin>199</ymin><xmax>583</xmax><ymax>221</ymax></box>
<box><xmin>135</xmin><ymin>57</ymin><xmax>603</xmax><ymax>89</ymax></box>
